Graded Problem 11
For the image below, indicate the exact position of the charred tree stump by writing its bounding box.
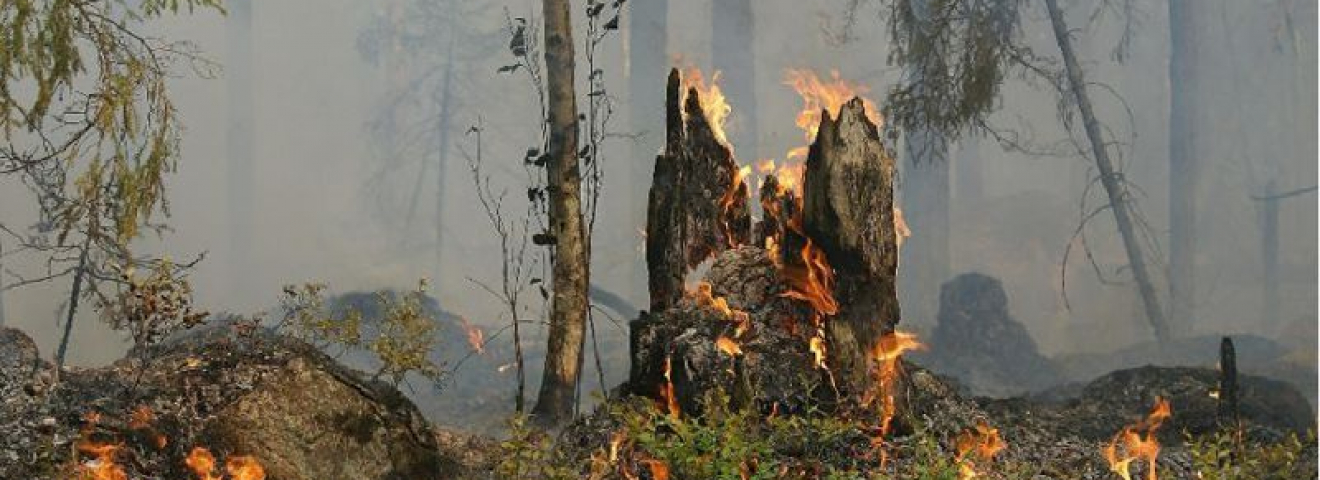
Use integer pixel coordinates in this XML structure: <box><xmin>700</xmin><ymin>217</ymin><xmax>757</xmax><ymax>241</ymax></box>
<box><xmin>645</xmin><ymin>68</ymin><xmax>752</xmax><ymax>311</ymax></box>
<box><xmin>1217</xmin><ymin>337</ymin><xmax>1239</xmax><ymax>429</ymax></box>
<box><xmin>802</xmin><ymin>98</ymin><xmax>902</xmax><ymax>394</ymax></box>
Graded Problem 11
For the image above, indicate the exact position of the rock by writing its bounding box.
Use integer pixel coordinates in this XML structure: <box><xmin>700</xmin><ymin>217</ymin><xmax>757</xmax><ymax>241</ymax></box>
<box><xmin>0</xmin><ymin>327</ymin><xmax>42</xmax><ymax>387</ymax></box>
<box><xmin>0</xmin><ymin>326</ymin><xmax>464</xmax><ymax>480</ymax></box>
<box><xmin>1017</xmin><ymin>365</ymin><xmax>1314</xmax><ymax>444</ymax></box>
<box><xmin>913</xmin><ymin>273</ymin><xmax>1062</xmax><ymax>397</ymax></box>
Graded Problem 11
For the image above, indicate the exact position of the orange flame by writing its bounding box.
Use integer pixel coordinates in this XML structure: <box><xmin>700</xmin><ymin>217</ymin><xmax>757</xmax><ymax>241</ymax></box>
<box><xmin>641</xmin><ymin>458</ymin><xmax>671</xmax><ymax>480</ymax></box>
<box><xmin>659</xmin><ymin>355</ymin><xmax>681</xmax><ymax>419</ymax></box>
<box><xmin>187</xmin><ymin>447</ymin><xmax>267</xmax><ymax>480</ymax></box>
<box><xmin>955</xmin><ymin>420</ymin><xmax>1006</xmax><ymax>479</ymax></box>
<box><xmin>75</xmin><ymin>441</ymin><xmax>128</xmax><ymax>480</ymax></box>
<box><xmin>1104</xmin><ymin>397</ymin><xmax>1172</xmax><ymax>480</ymax></box>
<box><xmin>894</xmin><ymin>206</ymin><xmax>911</xmax><ymax>254</ymax></box>
<box><xmin>458</xmin><ymin>317</ymin><xmax>485</xmax><ymax>355</ymax></box>
<box><xmin>681</xmin><ymin>67</ymin><xmax>733</xmax><ymax>149</ymax></box>
<box><xmin>784</xmin><ymin>69</ymin><xmax>882</xmax><ymax>158</ymax></box>
<box><xmin>693</xmin><ymin>282</ymin><xmax>752</xmax><ymax>337</ymax></box>
<box><xmin>869</xmin><ymin>331</ymin><xmax>926</xmax><ymax>466</ymax></box>
<box><xmin>716</xmin><ymin>336</ymin><xmax>743</xmax><ymax>356</ymax></box>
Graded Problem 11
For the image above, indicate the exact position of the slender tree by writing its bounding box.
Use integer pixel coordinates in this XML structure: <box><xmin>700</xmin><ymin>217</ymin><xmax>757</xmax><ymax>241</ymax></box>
<box><xmin>1167</xmin><ymin>0</ymin><xmax>1198</xmax><ymax>334</ymax></box>
<box><xmin>532</xmin><ymin>0</ymin><xmax>590</xmax><ymax>427</ymax></box>
<box><xmin>1045</xmin><ymin>0</ymin><xmax>1170</xmax><ymax>343</ymax></box>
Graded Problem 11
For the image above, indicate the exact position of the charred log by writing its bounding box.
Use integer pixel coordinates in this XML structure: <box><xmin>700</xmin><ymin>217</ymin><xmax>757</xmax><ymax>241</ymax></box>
<box><xmin>645</xmin><ymin>68</ymin><xmax>751</xmax><ymax>311</ymax></box>
<box><xmin>802</xmin><ymin>98</ymin><xmax>902</xmax><ymax>393</ymax></box>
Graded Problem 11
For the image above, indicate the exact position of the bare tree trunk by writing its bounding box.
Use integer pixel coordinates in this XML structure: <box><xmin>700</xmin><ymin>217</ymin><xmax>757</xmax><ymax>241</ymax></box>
<box><xmin>226</xmin><ymin>0</ymin><xmax>255</xmax><ymax>304</ymax></box>
<box><xmin>1045</xmin><ymin>0</ymin><xmax>1170</xmax><ymax>344</ymax></box>
<box><xmin>55</xmin><ymin>239</ymin><xmax>91</xmax><ymax>371</ymax></box>
<box><xmin>532</xmin><ymin>0</ymin><xmax>589</xmax><ymax>427</ymax></box>
<box><xmin>711</xmin><ymin>0</ymin><xmax>756</xmax><ymax>160</ymax></box>
<box><xmin>628</xmin><ymin>0</ymin><xmax>667</xmax><ymax>304</ymax></box>
<box><xmin>1168</xmin><ymin>0</ymin><xmax>1199</xmax><ymax>335</ymax></box>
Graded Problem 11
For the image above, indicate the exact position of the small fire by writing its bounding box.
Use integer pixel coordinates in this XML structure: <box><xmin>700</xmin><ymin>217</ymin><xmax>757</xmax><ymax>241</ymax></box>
<box><xmin>186</xmin><ymin>447</ymin><xmax>267</xmax><ymax>480</ymax></box>
<box><xmin>75</xmin><ymin>441</ymin><xmax>128</xmax><ymax>480</ymax></box>
<box><xmin>869</xmin><ymin>331</ymin><xmax>926</xmax><ymax>465</ymax></box>
<box><xmin>716</xmin><ymin>336</ymin><xmax>743</xmax><ymax>356</ymax></box>
<box><xmin>681</xmin><ymin>67</ymin><xmax>733</xmax><ymax>149</ymax></box>
<box><xmin>641</xmin><ymin>458</ymin><xmax>671</xmax><ymax>480</ymax></box>
<box><xmin>1104</xmin><ymin>397</ymin><xmax>1172</xmax><ymax>480</ymax></box>
<box><xmin>692</xmin><ymin>282</ymin><xmax>752</xmax><ymax>337</ymax></box>
<box><xmin>784</xmin><ymin>69</ymin><xmax>882</xmax><ymax>159</ymax></box>
<box><xmin>458</xmin><ymin>316</ymin><xmax>485</xmax><ymax>355</ymax></box>
<box><xmin>808</xmin><ymin>334</ymin><xmax>828</xmax><ymax>369</ymax></box>
<box><xmin>955</xmin><ymin>420</ymin><xmax>1006</xmax><ymax>479</ymax></box>
<box><xmin>659</xmin><ymin>355</ymin><xmax>681</xmax><ymax>418</ymax></box>
<box><xmin>894</xmin><ymin>206</ymin><xmax>911</xmax><ymax>253</ymax></box>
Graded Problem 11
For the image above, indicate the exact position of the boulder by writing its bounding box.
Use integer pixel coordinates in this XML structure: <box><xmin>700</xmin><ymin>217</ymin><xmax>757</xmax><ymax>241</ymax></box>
<box><xmin>0</xmin><ymin>325</ymin><xmax>465</xmax><ymax>480</ymax></box>
<box><xmin>913</xmin><ymin>273</ymin><xmax>1062</xmax><ymax>397</ymax></box>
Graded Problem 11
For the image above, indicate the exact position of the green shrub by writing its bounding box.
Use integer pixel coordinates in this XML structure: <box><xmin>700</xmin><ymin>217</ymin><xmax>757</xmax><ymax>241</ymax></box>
<box><xmin>1188</xmin><ymin>429</ymin><xmax>1314</xmax><ymax>480</ymax></box>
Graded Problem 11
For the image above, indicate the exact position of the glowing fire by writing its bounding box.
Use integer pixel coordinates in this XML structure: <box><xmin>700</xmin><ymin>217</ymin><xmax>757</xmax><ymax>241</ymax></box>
<box><xmin>641</xmin><ymin>458</ymin><xmax>671</xmax><ymax>480</ymax></box>
<box><xmin>458</xmin><ymin>316</ymin><xmax>485</xmax><ymax>355</ymax></box>
<box><xmin>186</xmin><ymin>447</ymin><xmax>267</xmax><ymax>480</ymax></box>
<box><xmin>1103</xmin><ymin>397</ymin><xmax>1172</xmax><ymax>480</ymax></box>
<box><xmin>784</xmin><ymin>69</ymin><xmax>882</xmax><ymax>159</ymax></box>
<box><xmin>659</xmin><ymin>355</ymin><xmax>681</xmax><ymax>418</ymax></box>
<box><xmin>716</xmin><ymin>336</ymin><xmax>743</xmax><ymax>356</ymax></box>
<box><xmin>955</xmin><ymin>420</ymin><xmax>1006</xmax><ymax>479</ymax></box>
<box><xmin>693</xmin><ymin>281</ymin><xmax>751</xmax><ymax>338</ymax></box>
<box><xmin>681</xmin><ymin>67</ymin><xmax>733</xmax><ymax>149</ymax></box>
<box><xmin>75</xmin><ymin>440</ymin><xmax>128</xmax><ymax>480</ymax></box>
<box><xmin>869</xmin><ymin>331</ymin><xmax>926</xmax><ymax>465</ymax></box>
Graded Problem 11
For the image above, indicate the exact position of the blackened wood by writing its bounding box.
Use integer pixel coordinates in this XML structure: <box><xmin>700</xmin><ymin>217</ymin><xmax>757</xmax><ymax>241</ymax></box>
<box><xmin>802</xmin><ymin>99</ymin><xmax>901</xmax><ymax>392</ymax></box>
<box><xmin>1218</xmin><ymin>336</ymin><xmax>1239</xmax><ymax>428</ymax></box>
<box><xmin>645</xmin><ymin>68</ymin><xmax>751</xmax><ymax>311</ymax></box>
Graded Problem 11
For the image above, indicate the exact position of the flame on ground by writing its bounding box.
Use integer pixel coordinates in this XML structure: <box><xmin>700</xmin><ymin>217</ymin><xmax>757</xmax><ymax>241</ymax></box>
<box><xmin>955</xmin><ymin>420</ymin><xmax>1006</xmax><ymax>479</ymax></box>
<box><xmin>186</xmin><ymin>447</ymin><xmax>267</xmax><ymax>480</ymax></box>
<box><xmin>716</xmin><ymin>336</ymin><xmax>743</xmax><ymax>356</ymax></box>
<box><xmin>1103</xmin><ymin>397</ymin><xmax>1172</xmax><ymax>480</ymax></box>
<box><xmin>869</xmin><ymin>331</ymin><xmax>926</xmax><ymax>466</ymax></box>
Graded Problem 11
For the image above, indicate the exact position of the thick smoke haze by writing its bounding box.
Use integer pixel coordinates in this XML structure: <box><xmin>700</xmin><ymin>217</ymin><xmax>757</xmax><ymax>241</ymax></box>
<box><xmin>1</xmin><ymin>0</ymin><xmax>1314</xmax><ymax>420</ymax></box>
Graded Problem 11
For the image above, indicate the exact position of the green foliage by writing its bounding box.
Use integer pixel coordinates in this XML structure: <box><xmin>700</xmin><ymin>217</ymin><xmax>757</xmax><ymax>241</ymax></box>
<box><xmin>883</xmin><ymin>0</ymin><xmax>1025</xmax><ymax>142</ymax></box>
<box><xmin>495</xmin><ymin>414</ymin><xmax>578</xmax><ymax>480</ymax></box>
<box><xmin>98</xmin><ymin>258</ymin><xmax>207</xmax><ymax>353</ymax></box>
<box><xmin>278</xmin><ymin>280</ymin><xmax>444</xmax><ymax>387</ymax></box>
<box><xmin>1188</xmin><ymin>430</ymin><xmax>1314</xmax><ymax>480</ymax></box>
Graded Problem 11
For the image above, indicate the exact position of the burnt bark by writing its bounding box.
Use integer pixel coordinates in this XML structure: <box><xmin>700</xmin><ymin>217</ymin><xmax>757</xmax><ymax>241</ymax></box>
<box><xmin>532</xmin><ymin>0</ymin><xmax>589</xmax><ymax>427</ymax></box>
<box><xmin>1217</xmin><ymin>337</ymin><xmax>1239</xmax><ymax>428</ymax></box>
<box><xmin>645</xmin><ymin>68</ymin><xmax>751</xmax><ymax>311</ymax></box>
<box><xmin>802</xmin><ymin>99</ymin><xmax>902</xmax><ymax>393</ymax></box>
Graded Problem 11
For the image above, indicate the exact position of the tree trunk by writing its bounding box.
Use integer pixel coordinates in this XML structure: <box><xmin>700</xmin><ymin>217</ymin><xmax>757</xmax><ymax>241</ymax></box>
<box><xmin>711</xmin><ymin>0</ymin><xmax>756</xmax><ymax>160</ymax></box>
<box><xmin>226</xmin><ymin>0</ymin><xmax>255</xmax><ymax>304</ymax></box>
<box><xmin>1168</xmin><ymin>0</ymin><xmax>1198</xmax><ymax>335</ymax></box>
<box><xmin>628</xmin><ymin>0</ymin><xmax>667</xmax><ymax>304</ymax></box>
<box><xmin>802</xmin><ymin>98</ymin><xmax>901</xmax><ymax>394</ymax></box>
<box><xmin>645</xmin><ymin>69</ymin><xmax>751</xmax><ymax>311</ymax></box>
<box><xmin>55</xmin><ymin>239</ymin><xmax>90</xmax><ymax>370</ymax></box>
<box><xmin>1045</xmin><ymin>0</ymin><xmax>1170</xmax><ymax>344</ymax></box>
<box><xmin>532</xmin><ymin>0</ymin><xmax>589</xmax><ymax>427</ymax></box>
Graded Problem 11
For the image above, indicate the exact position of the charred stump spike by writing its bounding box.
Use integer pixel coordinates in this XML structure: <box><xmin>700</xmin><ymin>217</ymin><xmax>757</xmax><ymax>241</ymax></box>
<box><xmin>1217</xmin><ymin>336</ymin><xmax>1239</xmax><ymax>430</ymax></box>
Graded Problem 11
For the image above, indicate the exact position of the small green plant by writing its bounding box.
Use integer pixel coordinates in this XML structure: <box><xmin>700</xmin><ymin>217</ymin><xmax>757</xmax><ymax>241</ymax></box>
<box><xmin>1188</xmin><ymin>429</ymin><xmax>1314</xmax><ymax>480</ymax></box>
<box><xmin>495</xmin><ymin>414</ymin><xmax>578</xmax><ymax>480</ymax></box>
<box><xmin>277</xmin><ymin>279</ymin><xmax>444</xmax><ymax>387</ymax></box>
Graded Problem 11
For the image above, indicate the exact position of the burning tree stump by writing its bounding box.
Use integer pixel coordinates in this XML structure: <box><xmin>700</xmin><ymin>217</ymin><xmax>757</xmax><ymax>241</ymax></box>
<box><xmin>632</xmin><ymin>70</ymin><xmax>904</xmax><ymax>412</ymax></box>
<box><xmin>802</xmin><ymin>98</ymin><xmax>901</xmax><ymax>393</ymax></box>
<box><xmin>646</xmin><ymin>69</ymin><xmax>751</xmax><ymax>312</ymax></box>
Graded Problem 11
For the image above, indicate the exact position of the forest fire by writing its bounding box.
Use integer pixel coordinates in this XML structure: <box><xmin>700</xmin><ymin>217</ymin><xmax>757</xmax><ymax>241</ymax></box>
<box><xmin>1103</xmin><ymin>397</ymin><xmax>1172</xmax><ymax>480</ymax></box>
<box><xmin>784</xmin><ymin>69</ymin><xmax>882</xmax><ymax>160</ymax></box>
<box><xmin>955</xmin><ymin>420</ymin><xmax>1006</xmax><ymax>479</ymax></box>
<box><xmin>680</xmin><ymin>67</ymin><xmax>733</xmax><ymax>149</ymax></box>
<box><xmin>186</xmin><ymin>447</ymin><xmax>266</xmax><ymax>480</ymax></box>
<box><xmin>869</xmin><ymin>331</ymin><xmax>926</xmax><ymax>465</ymax></box>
